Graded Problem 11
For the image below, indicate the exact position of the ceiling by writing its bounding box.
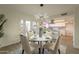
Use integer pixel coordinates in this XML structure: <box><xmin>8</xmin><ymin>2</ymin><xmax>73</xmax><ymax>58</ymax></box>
<box><xmin>0</xmin><ymin>4</ymin><xmax>79</xmax><ymax>17</ymax></box>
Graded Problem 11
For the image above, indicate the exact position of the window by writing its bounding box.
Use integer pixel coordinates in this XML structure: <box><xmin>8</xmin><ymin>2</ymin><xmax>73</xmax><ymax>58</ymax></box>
<box><xmin>25</xmin><ymin>21</ymin><xmax>31</xmax><ymax>32</ymax></box>
<box><xmin>20</xmin><ymin>19</ymin><xmax>24</xmax><ymax>28</ymax></box>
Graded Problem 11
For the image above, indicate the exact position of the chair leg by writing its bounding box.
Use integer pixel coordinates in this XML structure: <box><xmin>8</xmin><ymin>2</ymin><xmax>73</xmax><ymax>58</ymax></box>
<box><xmin>22</xmin><ymin>49</ymin><xmax>24</xmax><ymax>54</ymax></box>
<box><xmin>39</xmin><ymin>48</ymin><xmax>41</xmax><ymax>54</ymax></box>
<box><xmin>58</xmin><ymin>49</ymin><xmax>60</xmax><ymax>54</ymax></box>
<box><xmin>42</xmin><ymin>48</ymin><xmax>44</xmax><ymax>54</ymax></box>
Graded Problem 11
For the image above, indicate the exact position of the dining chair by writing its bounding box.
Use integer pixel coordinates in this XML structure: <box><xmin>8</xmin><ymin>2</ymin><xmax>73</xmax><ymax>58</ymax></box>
<box><xmin>20</xmin><ymin>35</ymin><xmax>39</xmax><ymax>54</ymax></box>
<box><xmin>43</xmin><ymin>36</ymin><xmax>60</xmax><ymax>54</ymax></box>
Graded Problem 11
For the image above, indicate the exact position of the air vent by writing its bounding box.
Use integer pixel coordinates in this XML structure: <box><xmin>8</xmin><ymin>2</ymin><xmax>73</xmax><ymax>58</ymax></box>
<box><xmin>61</xmin><ymin>13</ymin><xmax>67</xmax><ymax>16</ymax></box>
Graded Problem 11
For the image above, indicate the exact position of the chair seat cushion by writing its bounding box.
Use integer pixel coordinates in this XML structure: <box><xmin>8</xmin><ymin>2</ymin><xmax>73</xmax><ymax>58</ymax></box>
<box><xmin>29</xmin><ymin>43</ymin><xmax>39</xmax><ymax>52</ymax></box>
<box><xmin>43</xmin><ymin>42</ymin><xmax>55</xmax><ymax>50</ymax></box>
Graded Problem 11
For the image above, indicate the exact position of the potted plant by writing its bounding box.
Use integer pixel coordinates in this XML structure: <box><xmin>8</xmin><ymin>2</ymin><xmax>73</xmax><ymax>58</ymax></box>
<box><xmin>0</xmin><ymin>14</ymin><xmax>7</xmax><ymax>38</ymax></box>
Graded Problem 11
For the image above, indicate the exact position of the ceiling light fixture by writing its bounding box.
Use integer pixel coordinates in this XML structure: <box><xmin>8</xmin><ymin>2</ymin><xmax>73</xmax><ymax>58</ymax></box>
<box><xmin>40</xmin><ymin>4</ymin><xmax>44</xmax><ymax>7</ymax></box>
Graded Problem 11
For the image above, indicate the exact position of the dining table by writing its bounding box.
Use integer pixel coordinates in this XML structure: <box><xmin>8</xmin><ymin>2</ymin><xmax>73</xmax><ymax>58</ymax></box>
<box><xmin>29</xmin><ymin>34</ymin><xmax>52</xmax><ymax>54</ymax></box>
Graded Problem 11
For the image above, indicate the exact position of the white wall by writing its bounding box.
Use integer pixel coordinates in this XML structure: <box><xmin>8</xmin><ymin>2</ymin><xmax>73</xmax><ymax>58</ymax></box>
<box><xmin>0</xmin><ymin>9</ymin><xmax>34</xmax><ymax>48</ymax></box>
<box><xmin>73</xmin><ymin>7</ymin><xmax>79</xmax><ymax>48</ymax></box>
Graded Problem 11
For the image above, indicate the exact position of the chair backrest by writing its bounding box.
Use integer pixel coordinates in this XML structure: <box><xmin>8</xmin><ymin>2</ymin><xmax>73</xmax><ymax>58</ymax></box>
<box><xmin>53</xmin><ymin>36</ymin><xmax>60</xmax><ymax>53</ymax></box>
<box><xmin>52</xmin><ymin>31</ymin><xmax>59</xmax><ymax>40</ymax></box>
<box><xmin>20</xmin><ymin>35</ymin><xmax>31</xmax><ymax>54</ymax></box>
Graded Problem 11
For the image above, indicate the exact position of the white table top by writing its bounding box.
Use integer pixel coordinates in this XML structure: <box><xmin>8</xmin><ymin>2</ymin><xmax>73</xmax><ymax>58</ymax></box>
<box><xmin>30</xmin><ymin>35</ymin><xmax>52</xmax><ymax>42</ymax></box>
